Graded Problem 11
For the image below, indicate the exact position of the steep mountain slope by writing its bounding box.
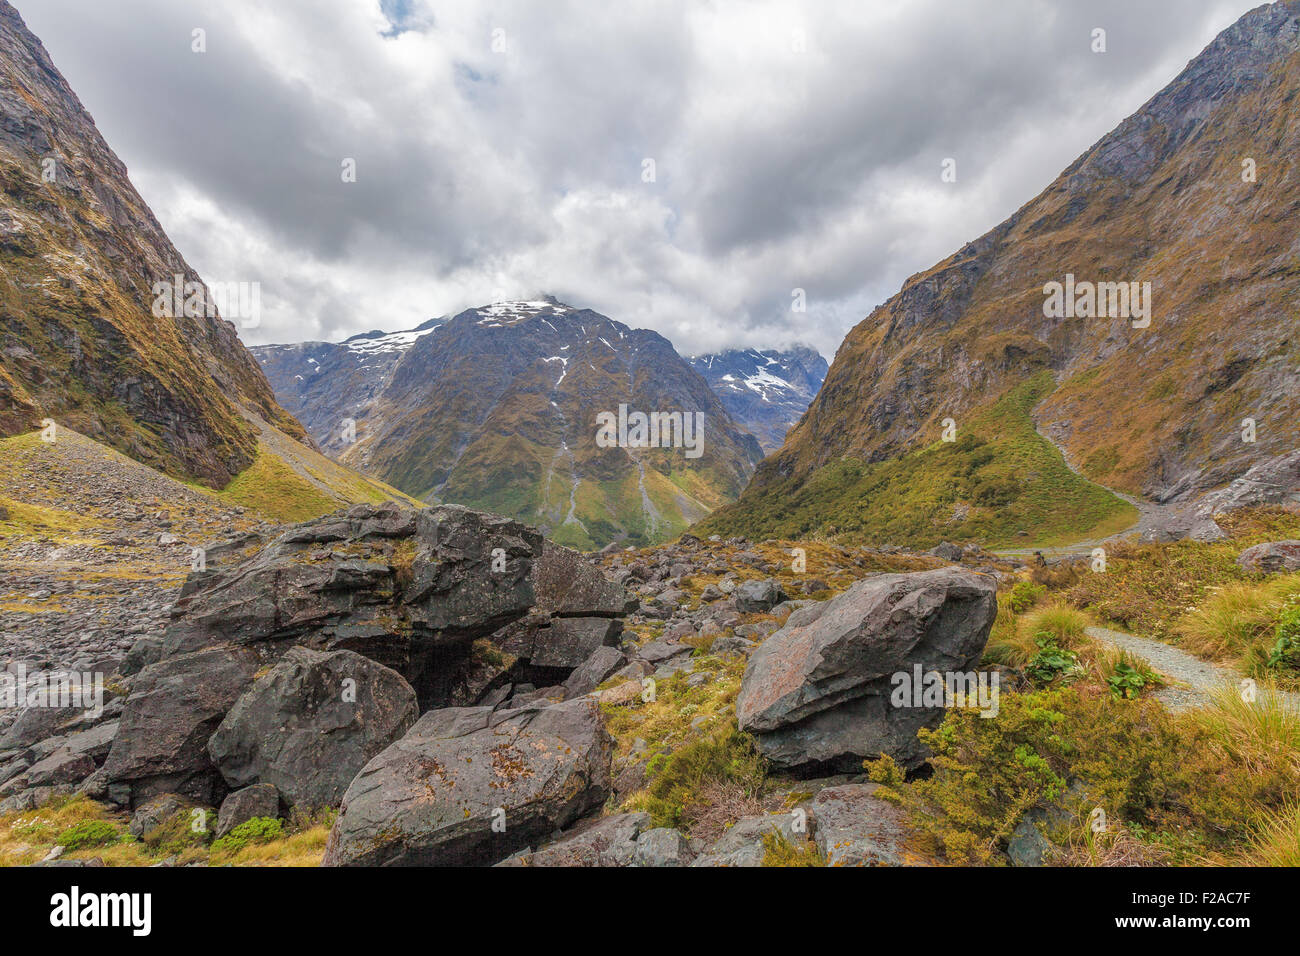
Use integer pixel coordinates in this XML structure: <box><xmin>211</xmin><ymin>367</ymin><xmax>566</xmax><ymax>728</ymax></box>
<box><xmin>689</xmin><ymin>346</ymin><xmax>828</xmax><ymax>452</ymax></box>
<box><xmin>265</xmin><ymin>299</ymin><xmax>764</xmax><ymax>549</ymax></box>
<box><xmin>703</xmin><ymin>1</ymin><xmax>1300</xmax><ymax>547</ymax></box>
<box><xmin>251</xmin><ymin>318</ymin><xmax>444</xmax><ymax>455</ymax></box>
<box><xmin>0</xmin><ymin>0</ymin><xmax>305</xmax><ymax>486</ymax></box>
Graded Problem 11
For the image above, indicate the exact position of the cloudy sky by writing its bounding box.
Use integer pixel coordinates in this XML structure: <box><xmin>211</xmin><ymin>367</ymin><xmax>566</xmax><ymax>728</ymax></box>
<box><xmin>17</xmin><ymin>0</ymin><xmax>1257</xmax><ymax>358</ymax></box>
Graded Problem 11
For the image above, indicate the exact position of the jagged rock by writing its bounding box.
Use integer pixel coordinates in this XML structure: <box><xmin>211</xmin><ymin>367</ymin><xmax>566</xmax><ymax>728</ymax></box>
<box><xmin>736</xmin><ymin>568</ymin><xmax>997</xmax><ymax>771</ymax></box>
<box><xmin>216</xmin><ymin>784</ymin><xmax>282</xmax><ymax>838</ymax></box>
<box><xmin>120</xmin><ymin>636</ymin><xmax>165</xmax><ymax>677</ymax></box>
<box><xmin>928</xmin><ymin>542</ymin><xmax>964</xmax><ymax>562</ymax></box>
<box><xmin>323</xmin><ymin>697</ymin><xmax>613</xmax><ymax>866</ymax></box>
<box><xmin>1237</xmin><ymin>540</ymin><xmax>1300</xmax><ymax>574</ymax></box>
<box><xmin>207</xmin><ymin>648</ymin><xmax>418</xmax><ymax>809</ymax></box>
<box><xmin>733</xmin><ymin>579</ymin><xmax>787</xmax><ymax>613</ymax></box>
<box><xmin>0</xmin><ymin>705</ymin><xmax>82</xmax><ymax>751</ymax></box>
<box><xmin>158</xmin><ymin>503</ymin><xmax>629</xmax><ymax>709</ymax></box>
<box><xmin>809</xmin><ymin>783</ymin><xmax>910</xmax><ymax>866</ymax></box>
<box><xmin>102</xmin><ymin>646</ymin><xmax>259</xmax><ymax>808</ymax></box>
<box><xmin>690</xmin><ymin>812</ymin><xmax>802</xmax><ymax>867</ymax></box>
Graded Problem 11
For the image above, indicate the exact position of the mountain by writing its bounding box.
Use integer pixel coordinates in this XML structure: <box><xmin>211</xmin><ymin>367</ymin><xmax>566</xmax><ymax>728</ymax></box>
<box><xmin>0</xmin><ymin>1</ymin><xmax>312</xmax><ymax>486</ymax></box>
<box><xmin>256</xmin><ymin>300</ymin><xmax>765</xmax><ymax>549</ymax></box>
<box><xmin>701</xmin><ymin>1</ymin><xmax>1300</xmax><ymax>548</ymax></box>
<box><xmin>688</xmin><ymin>346</ymin><xmax>828</xmax><ymax>452</ymax></box>
<box><xmin>0</xmin><ymin>1</ymin><xmax>413</xmax><ymax>522</ymax></box>
<box><xmin>250</xmin><ymin>318</ymin><xmax>444</xmax><ymax>455</ymax></box>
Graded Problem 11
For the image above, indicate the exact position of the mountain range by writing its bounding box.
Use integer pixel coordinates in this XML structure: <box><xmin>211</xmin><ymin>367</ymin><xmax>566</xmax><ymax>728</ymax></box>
<box><xmin>253</xmin><ymin>300</ymin><xmax>767</xmax><ymax>549</ymax></box>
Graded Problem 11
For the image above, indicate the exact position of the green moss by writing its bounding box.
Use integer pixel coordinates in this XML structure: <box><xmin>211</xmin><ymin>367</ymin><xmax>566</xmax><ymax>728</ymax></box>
<box><xmin>56</xmin><ymin>819</ymin><xmax>124</xmax><ymax>851</ymax></box>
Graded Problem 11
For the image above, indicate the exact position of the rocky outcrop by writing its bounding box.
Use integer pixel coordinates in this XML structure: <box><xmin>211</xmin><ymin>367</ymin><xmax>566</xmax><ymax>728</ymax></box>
<box><xmin>101</xmin><ymin>646</ymin><xmax>259</xmax><ymax>807</ymax></box>
<box><xmin>96</xmin><ymin>502</ymin><xmax>630</xmax><ymax>811</ymax></box>
<box><xmin>322</xmin><ymin>697</ymin><xmax>613</xmax><ymax>866</ymax></box>
<box><xmin>736</xmin><ymin>567</ymin><xmax>997</xmax><ymax>771</ymax></box>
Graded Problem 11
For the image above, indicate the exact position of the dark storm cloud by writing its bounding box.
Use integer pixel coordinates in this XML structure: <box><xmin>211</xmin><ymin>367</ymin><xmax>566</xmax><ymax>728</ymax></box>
<box><xmin>12</xmin><ymin>0</ymin><xmax>1256</xmax><ymax>355</ymax></box>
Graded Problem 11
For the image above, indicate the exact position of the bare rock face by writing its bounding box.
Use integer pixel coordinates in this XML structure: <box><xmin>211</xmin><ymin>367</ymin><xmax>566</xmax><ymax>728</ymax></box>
<box><xmin>322</xmin><ymin>697</ymin><xmax>614</xmax><ymax>866</ymax></box>
<box><xmin>736</xmin><ymin>567</ymin><xmax>997</xmax><ymax>771</ymax></box>
<box><xmin>207</xmin><ymin>648</ymin><xmax>418</xmax><ymax>810</ymax></box>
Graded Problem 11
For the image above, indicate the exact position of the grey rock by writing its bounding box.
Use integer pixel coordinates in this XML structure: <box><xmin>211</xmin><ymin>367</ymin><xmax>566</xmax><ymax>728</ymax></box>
<box><xmin>634</xmin><ymin>827</ymin><xmax>693</xmax><ymax>866</ymax></box>
<box><xmin>1237</xmin><ymin>540</ymin><xmax>1300</xmax><ymax>574</ymax></box>
<box><xmin>809</xmin><ymin>783</ymin><xmax>910</xmax><ymax>866</ymax></box>
<box><xmin>323</xmin><ymin>697</ymin><xmax>613</xmax><ymax>866</ymax></box>
<box><xmin>216</xmin><ymin>783</ymin><xmax>282</xmax><ymax>838</ymax></box>
<box><xmin>208</xmin><ymin>647</ymin><xmax>418</xmax><ymax>810</ymax></box>
<box><xmin>737</xmin><ymin>568</ymin><xmax>997</xmax><ymax>771</ymax></box>
<box><xmin>733</xmin><ymin>579</ymin><xmax>787</xmax><ymax>613</ymax></box>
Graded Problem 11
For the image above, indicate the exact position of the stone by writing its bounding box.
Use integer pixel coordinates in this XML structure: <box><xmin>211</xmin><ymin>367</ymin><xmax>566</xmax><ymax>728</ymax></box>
<box><xmin>634</xmin><ymin>827</ymin><xmax>693</xmax><ymax>867</ymax></box>
<box><xmin>733</xmin><ymin>579</ymin><xmax>787</xmax><ymax>613</ymax></box>
<box><xmin>102</xmin><ymin>646</ymin><xmax>259</xmax><ymax>807</ymax></box>
<box><xmin>322</xmin><ymin>697</ymin><xmax>613</xmax><ymax>866</ymax></box>
<box><xmin>216</xmin><ymin>783</ymin><xmax>282</xmax><ymax>838</ymax></box>
<box><xmin>809</xmin><ymin>783</ymin><xmax>911</xmax><ymax>866</ymax></box>
<box><xmin>521</xmin><ymin>812</ymin><xmax>649</xmax><ymax>867</ymax></box>
<box><xmin>1237</xmin><ymin>540</ymin><xmax>1300</xmax><ymax>574</ymax></box>
<box><xmin>736</xmin><ymin>567</ymin><xmax>997</xmax><ymax>771</ymax></box>
<box><xmin>690</xmin><ymin>812</ymin><xmax>802</xmax><ymax>867</ymax></box>
<box><xmin>562</xmin><ymin>646</ymin><xmax>627</xmax><ymax>698</ymax></box>
<box><xmin>208</xmin><ymin>648</ymin><xmax>418</xmax><ymax>809</ymax></box>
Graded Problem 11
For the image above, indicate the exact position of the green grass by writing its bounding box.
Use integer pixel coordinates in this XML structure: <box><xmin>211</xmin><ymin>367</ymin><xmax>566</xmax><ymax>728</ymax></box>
<box><xmin>698</xmin><ymin>372</ymin><xmax>1136</xmax><ymax>548</ymax></box>
<box><xmin>213</xmin><ymin>447</ymin><xmax>341</xmax><ymax>523</ymax></box>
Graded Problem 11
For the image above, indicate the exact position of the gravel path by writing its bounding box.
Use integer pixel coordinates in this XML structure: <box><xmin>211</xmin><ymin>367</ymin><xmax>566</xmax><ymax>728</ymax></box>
<box><xmin>1085</xmin><ymin>625</ymin><xmax>1300</xmax><ymax>713</ymax></box>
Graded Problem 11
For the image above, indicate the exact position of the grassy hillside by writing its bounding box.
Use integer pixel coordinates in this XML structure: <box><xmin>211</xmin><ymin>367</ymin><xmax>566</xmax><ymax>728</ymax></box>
<box><xmin>699</xmin><ymin>372</ymin><xmax>1136</xmax><ymax>548</ymax></box>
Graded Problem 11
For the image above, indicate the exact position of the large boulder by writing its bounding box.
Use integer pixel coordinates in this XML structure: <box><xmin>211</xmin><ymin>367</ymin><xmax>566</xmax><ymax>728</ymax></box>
<box><xmin>158</xmin><ymin>503</ymin><xmax>630</xmax><ymax>708</ymax></box>
<box><xmin>101</xmin><ymin>646</ymin><xmax>259</xmax><ymax>807</ymax></box>
<box><xmin>736</xmin><ymin>567</ymin><xmax>997</xmax><ymax>771</ymax></box>
<box><xmin>1237</xmin><ymin>540</ymin><xmax>1300</xmax><ymax>574</ymax></box>
<box><xmin>322</xmin><ymin>697</ymin><xmax>613</xmax><ymax>866</ymax></box>
<box><xmin>207</xmin><ymin>648</ymin><xmax>418</xmax><ymax>809</ymax></box>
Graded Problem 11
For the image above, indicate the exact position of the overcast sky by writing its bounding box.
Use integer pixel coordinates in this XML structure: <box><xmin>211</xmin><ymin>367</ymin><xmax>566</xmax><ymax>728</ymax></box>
<box><xmin>16</xmin><ymin>0</ymin><xmax>1257</xmax><ymax>358</ymax></box>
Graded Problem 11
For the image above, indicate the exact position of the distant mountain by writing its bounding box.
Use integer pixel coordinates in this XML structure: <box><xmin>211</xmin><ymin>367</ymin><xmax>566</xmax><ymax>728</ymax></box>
<box><xmin>703</xmin><ymin>1</ymin><xmax>1300</xmax><ymax>548</ymax></box>
<box><xmin>250</xmin><ymin>318</ymin><xmax>445</xmax><ymax>455</ymax></box>
<box><xmin>689</xmin><ymin>346</ymin><xmax>827</xmax><ymax>452</ymax></box>
<box><xmin>0</xmin><ymin>0</ymin><xmax>306</xmax><ymax>486</ymax></box>
<box><xmin>254</xmin><ymin>300</ymin><xmax>764</xmax><ymax>549</ymax></box>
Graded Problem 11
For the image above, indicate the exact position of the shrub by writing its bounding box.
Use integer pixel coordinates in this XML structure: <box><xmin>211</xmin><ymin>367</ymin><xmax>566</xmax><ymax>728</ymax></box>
<box><xmin>1008</xmin><ymin>580</ymin><xmax>1046</xmax><ymax>614</ymax></box>
<box><xmin>211</xmin><ymin>817</ymin><xmax>284</xmax><ymax>855</ymax></box>
<box><xmin>56</xmin><ymin>819</ymin><xmax>122</xmax><ymax>851</ymax></box>
<box><xmin>630</xmin><ymin>725</ymin><xmax>766</xmax><ymax>832</ymax></box>
<box><xmin>761</xmin><ymin>830</ymin><xmax>826</xmax><ymax>867</ymax></box>
<box><xmin>887</xmin><ymin>688</ymin><xmax>1188</xmax><ymax>865</ymax></box>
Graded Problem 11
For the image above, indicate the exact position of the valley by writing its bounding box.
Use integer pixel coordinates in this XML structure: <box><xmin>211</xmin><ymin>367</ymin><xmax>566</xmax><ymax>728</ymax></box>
<box><xmin>0</xmin><ymin>0</ymin><xmax>1298</xmax><ymax>883</ymax></box>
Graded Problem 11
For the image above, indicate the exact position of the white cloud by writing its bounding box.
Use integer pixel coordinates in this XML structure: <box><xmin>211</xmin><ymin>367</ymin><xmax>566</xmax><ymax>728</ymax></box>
<box><xmin>14</xmin><ymin>0</ymin><xmax>1254</xmax><ymax>358</ymax></box>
